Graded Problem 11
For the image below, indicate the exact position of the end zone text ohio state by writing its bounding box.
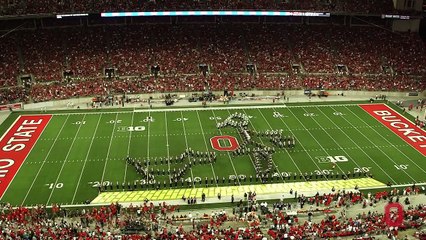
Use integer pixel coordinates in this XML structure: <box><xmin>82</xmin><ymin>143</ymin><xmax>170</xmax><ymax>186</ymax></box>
<box><xmin>0</xmin><ymin>115</ymin><xmax>51</xmax><ymax>198</ymax></box>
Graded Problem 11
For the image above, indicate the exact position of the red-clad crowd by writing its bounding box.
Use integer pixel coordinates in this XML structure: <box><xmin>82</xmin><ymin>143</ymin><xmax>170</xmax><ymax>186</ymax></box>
<box><xmin>0</xmin><ymin>0</ymin><xmax>401</xmax><ymax>16</ymax></box>
<box><xmin>0</xmin><ymin>24</ymin><xmax>425</xmax><ymax>104</ymax></box>
<box><xmin>265</xmin><ymin>187</ymin><xmax>425</xmax><ymax>239</ymax></box>
<box><xmin>0</xmin><ymin>187</ymin><xmax>425</xmax><ymax>239</ymax></box>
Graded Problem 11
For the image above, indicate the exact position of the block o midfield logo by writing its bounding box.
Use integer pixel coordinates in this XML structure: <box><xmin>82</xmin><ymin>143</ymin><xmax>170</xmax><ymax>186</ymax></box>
<box><xmin>210</xmin><ymin>135</ymin><xmax>239</xmax><ymax>151</ymax></box>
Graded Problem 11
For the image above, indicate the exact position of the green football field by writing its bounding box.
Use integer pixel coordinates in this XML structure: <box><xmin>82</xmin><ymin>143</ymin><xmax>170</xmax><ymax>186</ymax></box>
<box><xmin>0</xmin><ymin>102</ymin><xmax>425</xmax><ymax>206</ymax></box>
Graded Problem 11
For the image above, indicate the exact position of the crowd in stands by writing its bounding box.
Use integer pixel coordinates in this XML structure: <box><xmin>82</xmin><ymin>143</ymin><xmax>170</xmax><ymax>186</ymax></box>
<box><xmin>0</xmin><ymin>0</ymin><xmax>402</xmax><ymax>16</ymax></box>
<box><xmin>0</xmin><ymin>187</ymin><xmax>424</xmax><ymax>239</ymax></box>
<box><xmin>0</xmin><ymin>24</ymin><xmax>425</xmax><ymax>104</ymax></box>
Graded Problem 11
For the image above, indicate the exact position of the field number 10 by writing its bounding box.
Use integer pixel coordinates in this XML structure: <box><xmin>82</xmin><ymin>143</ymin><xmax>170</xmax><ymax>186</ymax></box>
<box><xmin>47</xmin><ymin>183</ymin><xmax>63</xmax><ymax>189</ymax></box>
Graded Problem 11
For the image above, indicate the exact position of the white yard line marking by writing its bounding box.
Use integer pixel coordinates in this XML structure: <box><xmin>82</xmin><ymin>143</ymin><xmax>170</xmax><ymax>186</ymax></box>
<box><xmin>226</xmin><ymin>109</ymin><xmax>258</xmax><ymax>174</ymax></box>
<box><xmin>315</xmin><ymin>106</ymin><xmax>388</xmax><ymax>175</ymax></box>
<box><xmin>349</xmin><ymin>106</ymin><xmax>426</xmax><ymax>175</ymax></box>
<box><xmin>146</xmin><ymin>111</ymin><xmax>151</xmax><ymax>184</ymax></box>
<box><xmin>46</xmin><ymin>114</ymin><xmax>87</xmax><ymax>205</ymax></box>
<box><xmin>71</xmin><ymin>114</ymin><xmax>102</xmax><ymax>204</ymax></box>
<box><xmin>272</xmin><ymin>107</ymin><xmax>328</xmax><ymax>181</ymax></box>
<box><xmin>241</xmin><ymin>109</ymin><xmax>285</xmax><ymax>183</ymax></box>
<box><xmin>180</xmin><ymin>111</ymin><xmax>195</xmax><ymax>187</ymax></box>
<box><xmin>289</xmin><ymin>107</ymin><xmax>351</xmax><ymax>178</ymax></box>
<box><xmin>123</xmin><ymin>110</ymin><xmax>135</xmax><ymax>183</ymax></box>
<box><xmin>307</xmin><ymin>107</ymin><xmax>365</xmax><ymax>168</ymax></box>
<box><xmin>22</xmin><ymin>115</ymin><xmax>70</xmax><ymax>205</ymax></box>
<box><xmin>100</xmin><ymin>113</ymin><xmax>119</xmax><ymax>184</ymax></box>
<box><xmin>349</xmin><ymin>106</ymin><xmax>420</xmax><ymax>182</ymax></box>
<box><xmin>211</xmin><ymin>110</ymin><xmax>241</xmax><ymax>185</ymax></box>
<box><xmin>196</xmin><ymin>110</ymin><xmax>218</xmax><ymax>187</ymax></box>
<box><xmin>257</xmin><ymin>109</ymin><xmax>305</xmax><ymax>179</ymax></box>
<box><xmin>333</xmin><ymin>106</ymin><xmax>408</xmax><ymax>183</ymax></box>
<box><xmin>165</xmin><ymin>112</ymin><xmax>171</xmax><ymax>183</ymax></box>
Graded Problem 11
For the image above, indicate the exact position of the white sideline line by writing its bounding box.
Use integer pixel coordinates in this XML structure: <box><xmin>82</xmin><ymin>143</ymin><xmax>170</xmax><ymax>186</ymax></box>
<box><xmin>71</xmin><ymin>114</ymin><xmax>102</xmax><ymax>204</ymax></box>
<box><xmin>272</xmin><ymin>107</ymin><xmax>327</xmax><ymax>181</ymax></box>
<box><xmin>211</xmin><ymin>109</ymin><xmax>241</xmax><ymax>185</ymax></box>
<box><xmin>46</xmin><ymin>114</ymin><xmax>87</xmax><ymax>205</ymax></box>
<box><xmin>22</xmin><ymin>115</ymin><xmax>70</xmax><ymax>205</ymax></box>
<box><xmin>14</xmin><ymin>181</ymin><xmax>426</xmax><ymax>208</ymax></box>
<box><xmin>195</xmin><ymin>110</ymin><xmax>218</xmax><ymax>187</ymax></box>
<box><xmin>123</xmin><ymin>110</ymin><xmax>135</xmax><ymax>183</ymax></box>
<box><xmin>100</xmin><ymin>113</ymin><xmax>119</xmax><ymax>184</ymax></box>
<box><xmin>43</xmin><ymin>103</ymin><xmax>364</xmax><ymax>116</ymax></box>
<box><xmin>241</xmin><ymin>109</ymin><xmax>285</xmax><ymax>183</ymax></box>
<box><xmin>257</xmin><ymin>109</ymin><xmax>305</xmax><ymax>178</ymax></box>
<box><xmin>358</xmin><ymin>182</ymin><xmax>426</xmax><ymax>191</ymax></box>
<box><xmin>180</xmin><ymin>111</ymin><xmax>195</xmax><ymax>187</ymax></box>
<box><xmin>349</xmin><ymin>105</ymin><xmax>426</xmax><ymax>175</ymax></box>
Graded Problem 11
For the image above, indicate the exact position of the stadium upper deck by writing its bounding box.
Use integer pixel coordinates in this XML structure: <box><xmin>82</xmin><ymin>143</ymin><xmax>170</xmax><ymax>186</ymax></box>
<box><xmin>0</xmin><ymin>23</ymin><xmax>425</xmax><ymax>105</ymax></box>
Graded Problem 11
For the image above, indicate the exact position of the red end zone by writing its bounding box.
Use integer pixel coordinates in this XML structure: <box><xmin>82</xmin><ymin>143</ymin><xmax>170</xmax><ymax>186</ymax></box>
<box><xmin>360</xmin><ymin>104</ymin><xmax>426</xmax><ymax>156</ymax></box>
<box><xmin>0</xmin><ymin>115</ymin><xmax>51</xmax><ymax>198</ymax></box>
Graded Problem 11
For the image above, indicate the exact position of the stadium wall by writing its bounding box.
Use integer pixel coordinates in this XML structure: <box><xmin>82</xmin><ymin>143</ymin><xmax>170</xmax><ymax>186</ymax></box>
<box><xmin>22</xmin><ymin>90</ymin><xmax>421</xmax><ymax>110</ymax></box>
<box><xmin>392</xmin><ymin>19</ymin><xmax>420</xmax><ymax>32</ymax></box>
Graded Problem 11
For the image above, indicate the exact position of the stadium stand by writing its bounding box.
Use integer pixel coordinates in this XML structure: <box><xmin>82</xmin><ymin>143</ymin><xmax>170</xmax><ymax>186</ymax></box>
<box><xmin>0</xmin><ymin>188</ymin><xmax>424</xmax><ymax>239</ymax></box>
<box><xmin>0</xmin><ymin>24</ymin><xmax>423</xmax><ymax>104</ymax></box>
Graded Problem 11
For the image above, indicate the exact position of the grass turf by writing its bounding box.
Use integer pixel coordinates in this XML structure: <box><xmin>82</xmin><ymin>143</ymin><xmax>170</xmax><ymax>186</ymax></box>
<box><xmin>0</xmin><ymin>102</ymin><xmax>425</xmax><ymax>206</ymax></box>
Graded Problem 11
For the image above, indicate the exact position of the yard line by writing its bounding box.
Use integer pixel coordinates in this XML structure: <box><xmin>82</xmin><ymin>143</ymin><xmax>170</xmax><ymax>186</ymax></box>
<box><xmin>180</xmin><ymin>111</ymin><xmax>195</xmax><ymax>187</ymax></box>
<box><xmin>337</xmin><ymin>106</ymin><xmax>417</xmax><ymax>183</ymax></box>
<box><xmin>46</xmin><ymin>114</ymin><xmax>87</xmax><ymax>205</ymax></box>
<box><xmin>237</xmin><ymin>109</ymin><xmax>286</xmax><ymax>183</ymax></box>
<box><xmin>123</xmin><ymin>110</ymin><xmax>136</xmax><ymax>183</ymax></box>
<box><xmin>146</xmin><ymin>111</ymin><xmax>152</xmax><ymax>184</ymax></box>
<box><xmin>71</xmin><ymin>114</ymin><xmax>102</xmax><ymax>204</ymax></box>
<box><xmin>347</xmin><ymin>106</ymin><xmax>426</xmax><ymax>175</ymax></box>
<box><xmin>272</xmin><ymin>107</ymin><xmax>328</xmax><ymax>181</ymax></box>
<box><xmin>225</xmin><ymin>109</ymin><xmax>258</xmax><ymax>174</ymax></box>
<box><xmin>211</xmin><ymin>110</ymin><xmax>241</xmax><ymax>185</ymax></box>
<box><xmin>196</xmin><ymin>110</ymin><xmax>218</xmax><ymax>187</ymax></box>
<box><xmin>288</xmin><ymin>107</ymin><xmax>350</xmax><ymax>179</ymax></box>
<box><xmin>257</xmin><ymin>109</ymin><xmax>305</xmax><ymax>179</ymax></box>
<box><xmin>165</xmin><ymin>112</ymin><xmax>171</xmax><ymax>183</ymax></box>
<box><xmin>21</xmin><ymin>115</ymin><xmax>70</xmax><ymax>205</ymax></box>
<box><xmin>100</xmin><ymin>113</ymin><xmax>119</xmax><ymax>184</ymax></box>
<box><xmin>315</xmin><ymin>106</ymin><xmax>400</xmax><ymax>182</ymax></box>
<box><xmin>307</xmin><ymin>107</ymin><xmax>366</xmax><ymax>169</ymax></box>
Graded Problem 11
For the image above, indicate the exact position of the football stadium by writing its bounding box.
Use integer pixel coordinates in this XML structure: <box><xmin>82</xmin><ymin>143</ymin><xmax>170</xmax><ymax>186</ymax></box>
<box><xmin>0</xmin><ymin>0</ymin><xmax>426</xmax><ymax>239</ymax></box>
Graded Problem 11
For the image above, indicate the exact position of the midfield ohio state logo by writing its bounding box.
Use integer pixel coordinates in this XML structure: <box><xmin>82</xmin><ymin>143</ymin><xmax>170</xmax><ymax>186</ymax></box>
<box><xmin>210</xmin><ymin>136</ymin><xmax>239</xmax><ymax>151</ymax></box>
